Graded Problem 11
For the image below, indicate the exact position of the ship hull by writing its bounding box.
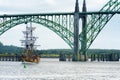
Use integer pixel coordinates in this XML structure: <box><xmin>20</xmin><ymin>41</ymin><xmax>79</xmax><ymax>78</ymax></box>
<box><xmin>22</xmin><ymin>55</ymin><xmax>40</xmax><ymax>63</ymax></box>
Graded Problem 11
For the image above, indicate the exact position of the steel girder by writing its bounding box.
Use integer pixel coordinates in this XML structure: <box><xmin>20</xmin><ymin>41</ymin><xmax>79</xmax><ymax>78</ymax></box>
<box><xmin>80</xmin><ymin>0</ymin><xmax>120</xmax><ymax>51</ymax></box>
<box><xmin>0</xmin><ymin>0</ymin><xmax>120</xmax><ymax>52</ymax></box>
<box><xmin>0</xmin><ymin>14</ymin><xmax>74</xmax><ymax>48</ymax></box>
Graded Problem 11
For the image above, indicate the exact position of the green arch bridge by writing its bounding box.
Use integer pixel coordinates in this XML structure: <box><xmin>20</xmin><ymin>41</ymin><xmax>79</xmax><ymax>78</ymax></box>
<box><xmin>0</xmin><ymin>0</ymin><xmax>120</xmax><ymax>61</ymax></box>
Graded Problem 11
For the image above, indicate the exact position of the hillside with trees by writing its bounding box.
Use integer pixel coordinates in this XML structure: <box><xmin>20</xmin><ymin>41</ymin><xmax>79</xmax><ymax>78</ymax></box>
<box><xmin>0</xmin><ymin>42</ymin><xmax>120</xmax><ymax>57</ymax></box>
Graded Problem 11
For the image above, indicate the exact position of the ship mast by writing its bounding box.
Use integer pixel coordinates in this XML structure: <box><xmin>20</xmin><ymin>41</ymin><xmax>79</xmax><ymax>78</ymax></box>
<box><xmin>21</xmin><ymin>22</ymin><xmax>40</xmax><ymax>63</ymax></box>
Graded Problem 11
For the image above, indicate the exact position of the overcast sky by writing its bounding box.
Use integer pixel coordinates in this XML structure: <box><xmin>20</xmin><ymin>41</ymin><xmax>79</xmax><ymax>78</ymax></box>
<box><xmin>0</xmin><ymin>0</ymin><xmax>120</xmax><ymax>50</ymax></box>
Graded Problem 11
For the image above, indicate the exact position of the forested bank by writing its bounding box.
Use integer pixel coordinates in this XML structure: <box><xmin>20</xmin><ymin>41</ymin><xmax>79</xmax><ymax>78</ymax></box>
<box><xmin>0</xmin><ymin>42</ymin><xmax>120</xmax><ymax>58</ymax></box>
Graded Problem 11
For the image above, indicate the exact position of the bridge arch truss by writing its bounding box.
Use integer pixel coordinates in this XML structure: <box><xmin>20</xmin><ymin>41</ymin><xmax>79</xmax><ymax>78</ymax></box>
<box><xmin>0</xmin><ymin>0</ymin><xmax>120</xmax><ymax>60</ymax></box>
<box><xmin>0</xmin><ymin>13</ymin><xmax>75</xmax><ymax>48</ymax></box>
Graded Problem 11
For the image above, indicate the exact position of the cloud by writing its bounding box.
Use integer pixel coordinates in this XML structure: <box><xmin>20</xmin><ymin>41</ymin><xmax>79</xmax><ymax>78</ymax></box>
<box><xmin>45</xmin><ymin>0</ymin><xmax>56</xmax><ymax>5</ymax></box>
<box><xmin>0</xmin><ymin>0</ymin><xmax>106</xmax><ymax>14</ymax></box>
<box><xmin>0</xmin><ymin>0</ymin><xmax>120</xmax><ymax>49</ymax></box>
<box><xmin>0</xmin><ymin>0</ymin><xmax>74</xmax><ymax>14</ymax></box>
<box><xmin>86</xmin><ymin>0</ymin><xmax>109</xmax><ymax>11</ymax></box>
<box><xmin>0</xmin><ymin>0</ymin><xmax>48</xmax><ymax>13</ymax></box>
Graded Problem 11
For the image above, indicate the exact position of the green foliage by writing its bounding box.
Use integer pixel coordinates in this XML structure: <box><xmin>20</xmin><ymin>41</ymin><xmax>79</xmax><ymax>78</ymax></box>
<box><xmin>0</xmin><ymin>42</ymin><xmax>120</xmax><ymax>58</ymax></box>
<box><xmin>0</xmin><ymin>42</ymin><xmax>23</xmax><ymax>55</ymax></box>
<box><xmin>38</xmin><ymin>49</ymin><xmax>73</xmax><ymax>54</ymax></box>
<box><xmin>0</xmin><ymin>42</ymin><xmax>3</xmax><ymax>46</ymax></box>
<box><xmin>88</xmin><ymin>49</ymin><xmax>120</xmax><ymax>54</ymax></box>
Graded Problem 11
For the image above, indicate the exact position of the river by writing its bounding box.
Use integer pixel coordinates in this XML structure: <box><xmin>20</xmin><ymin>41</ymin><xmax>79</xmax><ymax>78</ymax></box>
<box><xmin>0</xmin><ymin>58</ymin><xmax>120</xmax><ymax>80</ymax></box>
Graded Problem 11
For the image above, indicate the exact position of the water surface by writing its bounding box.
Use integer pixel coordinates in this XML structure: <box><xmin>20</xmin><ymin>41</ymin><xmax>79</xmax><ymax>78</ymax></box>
<box><xmin>0</xmin><ymin>58</ymin><xmax>120</xmax><ymax>80</ymax></box>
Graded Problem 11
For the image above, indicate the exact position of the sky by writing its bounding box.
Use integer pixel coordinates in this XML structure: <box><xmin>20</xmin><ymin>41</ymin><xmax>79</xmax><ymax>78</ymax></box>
<box><xmin>0</xmin><ymin>0</ymin><xmax>120</xmax><ymax>50</ymax></box>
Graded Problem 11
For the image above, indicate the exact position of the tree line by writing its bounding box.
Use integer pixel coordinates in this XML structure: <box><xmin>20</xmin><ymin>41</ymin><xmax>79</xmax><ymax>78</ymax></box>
<box><xmin>0</xmin><ymin>42</ymin><xmax>120</xmax><ymax>57</ymax></box>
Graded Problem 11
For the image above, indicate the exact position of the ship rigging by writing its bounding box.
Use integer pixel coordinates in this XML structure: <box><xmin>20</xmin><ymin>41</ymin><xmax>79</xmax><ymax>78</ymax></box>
<box><xmin>21</xmin><ymin>22</ymin><xmax>40</xmax><ymax>63</ymax></box>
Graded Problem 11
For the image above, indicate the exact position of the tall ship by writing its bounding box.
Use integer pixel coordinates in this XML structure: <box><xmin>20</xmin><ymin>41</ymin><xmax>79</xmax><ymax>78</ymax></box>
<box><xmin>21</xmin><ymin>23</ymin><xmax>40</xmax><ymax>63</ymax></box>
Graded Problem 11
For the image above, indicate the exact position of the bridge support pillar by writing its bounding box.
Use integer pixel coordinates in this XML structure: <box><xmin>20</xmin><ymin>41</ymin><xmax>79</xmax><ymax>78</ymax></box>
<box><xmin>59</xmin><ymin>54</ymin><xmax>66</xmax><ymax>61</ymax></box>
<box><xmin>72</xmin><ymin>0</ymin><xmax>80</xmax><ymax>61</ymax></box>
<box><xmin>68</xmin><ymin>54</ymin><xmax>71</xmax><ymax>61</ymax></box>
<box><xmin>80</xmin><ymin>0</ymin><xmax>87</xmax><ymax>61</ymax></box>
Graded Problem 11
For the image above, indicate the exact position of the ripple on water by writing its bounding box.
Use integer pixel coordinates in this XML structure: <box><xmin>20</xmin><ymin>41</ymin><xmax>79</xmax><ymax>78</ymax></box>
<box><xmin>0</xmin><ymin>59</ymin><xmax>120</xmax><ymax>80</ymax></box>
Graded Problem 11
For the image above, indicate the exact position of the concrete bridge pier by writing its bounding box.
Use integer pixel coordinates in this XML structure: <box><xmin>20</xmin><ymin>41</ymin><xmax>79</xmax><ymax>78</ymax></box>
<box><xmin>73</xmin><ymin>0</ymin><xmax>80</xmax><ymax>61</ymax></box>
<box><xmin>0</xmin><ymin>57</ymin><xmax>1</xmax><ymax>61</ymax></box>
<box><xmin>5</xmin><ymin>56</ymin><xmax>8</xmax><ymax>61</ymax></box>
<box><xmin>0</xmin><ymin>56</ymin><xmax>22</xmax><ymax>61</ymax></box>
<box><xmin>91</xmin><ymin>54</ymin><xmax>96</xmax><ymax>61</ymax></box>
<box><xmin>59</xmin><ymin>54</ymin><xmax>66</xmax><ymax>61</ymax></box>
<box><xmin>80</xmin><ymin>0</ymin><xmax>88</xmax><ymax>61</ymax></box>
<box><xmin>111</xmin><ymin>53</ymin><xmax>119</xmax><ymax>61</ymax></box>
<box><xmin>3</xmin><ymin>56</ymin><xmax>5</xmax><ymax>61</ymax></box>
<box><xmin>90</xmin><ymin>53</ymin><xmax>119</xmax><ymax>62</ymax></box>
<box><xmin>97</xmin><ymin>54</ymin><xmax>100</xmax><ymax>61</ymax></box>
<box><xmin>106</xmin><ymin>54</ymin><xmax>109</xmax><ymax>61</ymax></box>
<box><xmin>67</xmin><ymin>54</ymin><xmax>72</xmax><ymax>61</ymax></box>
